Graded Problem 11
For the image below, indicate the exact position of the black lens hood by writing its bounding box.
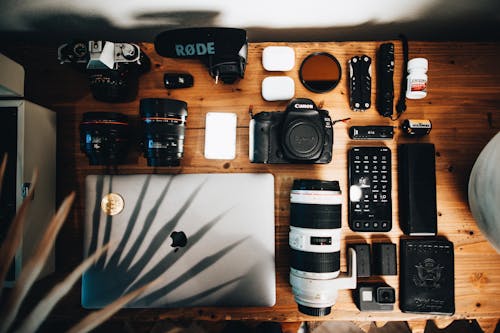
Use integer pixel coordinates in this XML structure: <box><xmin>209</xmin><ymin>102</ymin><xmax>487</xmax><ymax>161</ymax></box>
<box><xmin>292</xmin><ymin>179</ymin><xmax>340</xmax><ymax>191</ymax></box>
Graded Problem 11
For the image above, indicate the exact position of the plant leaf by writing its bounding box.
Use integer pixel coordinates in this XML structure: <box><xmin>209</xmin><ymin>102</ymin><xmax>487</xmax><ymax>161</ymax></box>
<box><xmin>0</xmin><ymin>192</ymin><xmax>75</xmax><ymax>333</ymax></box>
<box><xmin>66</xmin><ymin>279</ymin><xmax>155</xmax><ymax>333</ymax></box>
<box><xmin>14</xmin><ymin>243</ymin><xmax>110</xmax><ymax>333</ymax></box>
<box><xmin>0</xmin><ymin>153</ymin><xmax>7</xmax><ymax>195</ymax></box>
<box><xmin>0</xmin><ymin>169</ymin><xmax>38</xmax><ymax>294</ymax></box>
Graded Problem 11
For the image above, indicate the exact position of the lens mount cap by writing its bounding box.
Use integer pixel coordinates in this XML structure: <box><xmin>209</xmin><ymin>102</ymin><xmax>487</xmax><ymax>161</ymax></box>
<box><xmin>283</xmin><ymin>119</ymin><xmax>323</xmax><ymax>160</ymax></box>
<box><xmin>298</xmin><ymin>304</ymin><xmax>331</xmax><ymax>317</ymax></box>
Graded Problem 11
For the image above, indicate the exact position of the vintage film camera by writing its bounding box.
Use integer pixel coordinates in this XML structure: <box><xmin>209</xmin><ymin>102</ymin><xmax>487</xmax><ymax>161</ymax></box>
<box><xmin>249</xmin><ymin>98</ymin><xmax>333</xmax><ymax>164</ymax></box>
<box><xmin>58</xmin><ymin>40</ymin><xmax>150</xmax><ymax>102</ymax></box>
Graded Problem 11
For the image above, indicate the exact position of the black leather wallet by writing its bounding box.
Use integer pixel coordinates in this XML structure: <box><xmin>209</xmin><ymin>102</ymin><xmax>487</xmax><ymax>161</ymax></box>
<box><xmin>399</xmin><ymin>238</ymin><xmax>455</xmax><ymax>315</ymax></box>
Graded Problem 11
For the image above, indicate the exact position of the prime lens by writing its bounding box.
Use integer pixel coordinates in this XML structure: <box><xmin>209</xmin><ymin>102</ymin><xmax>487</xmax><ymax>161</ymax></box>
<box><xmin>289</xmin><ymin>179</ymin><xmax>342</xmax><ymax>316</ymax></box>
<box><xmin>140</xmin><ymin>98</ymin><xmax>188</xmax><ymax>167</ymax></box>
<box><xmin>79</xmin><ymin>112</ymin><xmax>130</xmax><ymax>165</ymax></box>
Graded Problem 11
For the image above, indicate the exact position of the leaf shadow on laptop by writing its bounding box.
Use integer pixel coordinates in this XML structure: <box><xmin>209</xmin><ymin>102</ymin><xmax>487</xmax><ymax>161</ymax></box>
<box><xmin>82</xmin><ymin>175</ymin><xmax>246</xmax><ymax>308</ymax></box>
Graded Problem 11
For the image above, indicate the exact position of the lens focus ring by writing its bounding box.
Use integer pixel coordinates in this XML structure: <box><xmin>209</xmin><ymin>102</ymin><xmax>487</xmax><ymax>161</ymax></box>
<box><xmin>290</xmin><ymin>249</ymin><xmax>340</xmax><ymax>273</ymax></box>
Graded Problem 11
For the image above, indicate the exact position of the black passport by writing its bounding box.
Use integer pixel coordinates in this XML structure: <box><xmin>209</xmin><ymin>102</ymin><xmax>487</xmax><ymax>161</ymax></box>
<box><xmin>399</xmin><ymin>238</ymin><xmax>455</xmax><ymax>315</ymax></box>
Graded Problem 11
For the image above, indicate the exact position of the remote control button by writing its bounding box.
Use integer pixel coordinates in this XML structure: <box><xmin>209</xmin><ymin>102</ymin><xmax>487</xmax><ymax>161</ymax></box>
<box><xmin>350</xmin><ymin>185</ymin><xmax>362</xmax><ymax>202</ymax></box>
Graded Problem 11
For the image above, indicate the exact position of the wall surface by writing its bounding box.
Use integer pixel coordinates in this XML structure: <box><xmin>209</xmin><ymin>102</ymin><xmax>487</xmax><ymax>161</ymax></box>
<box><xmin>0</xmin><ymin>0</ymin><xmax>499</xmax><ymax>42</ymax></box>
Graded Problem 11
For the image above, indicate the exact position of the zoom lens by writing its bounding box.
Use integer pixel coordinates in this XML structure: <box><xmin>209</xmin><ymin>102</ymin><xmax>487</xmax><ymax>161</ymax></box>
<box><xmin>140</xmin><ymin>98</ymin><xmax>188</xmax><ymax>167</ymax></box>
<box><xmin>79</xmin><ymin>112</ymin><xmax>130</xmax><ymax>165</ymax></box>
<box><xmin>289</xmin><ymin>179</ymin><xmax>342</xmax><ymax>316</ymax></box>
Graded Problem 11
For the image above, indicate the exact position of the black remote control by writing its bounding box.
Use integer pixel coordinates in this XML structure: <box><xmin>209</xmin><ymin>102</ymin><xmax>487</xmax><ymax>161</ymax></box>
<box><xmin>376</xmin><ymin>44</ymin><xmax>394</xmax><ymax>118</ymax></box>
<box><xmin>349</xmin><ymin>55</ymin><xmax>371</xmax><ymax>111</ymax></box>
<box><xmin>349</xmin><ymin>126</ymin><xmax>394</xmax><ymax>140</ymax></box>
<box><xmin>164</xmin><ymin>73</ymin><xmax>194</xmax><ymax>89</ymax></box>
<box><xmin>349</xmin><ymin>147</ymin><xmax>392</xmax><ymax>232</ymax></box>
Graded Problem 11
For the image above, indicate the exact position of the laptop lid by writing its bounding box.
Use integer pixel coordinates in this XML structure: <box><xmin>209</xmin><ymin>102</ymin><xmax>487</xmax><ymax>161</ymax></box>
<box><xmin>82</xmin><ymin>173</ymin><xmax>275</xmax><ymax>308</ymax></box>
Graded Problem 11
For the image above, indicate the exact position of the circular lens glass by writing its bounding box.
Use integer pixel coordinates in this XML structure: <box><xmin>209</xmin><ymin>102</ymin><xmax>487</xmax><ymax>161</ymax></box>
<box><xmin>299</xmin><ymin>52</ymin><xmax>342</xmax><ymax>93</ymax></box>
<box><xmin>79</xmin><ymin>112</ymin><xmax>130</xmax><ymax>165</ymax></box>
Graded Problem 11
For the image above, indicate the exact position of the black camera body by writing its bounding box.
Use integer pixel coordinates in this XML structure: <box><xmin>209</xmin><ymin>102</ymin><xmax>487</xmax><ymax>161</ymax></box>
<box><xmin>58</xmin><ymin>40</ymin><xmax>150</xmax><ymax>102</ymax></box>
<box><xmin>250</xmin><ymin>98</ymin><xmax>333</xmax><ymax>164</ymax></box>
<box><xmin>354</xmin><ymin>283</ymin><xmax>395</xmax><ymax>311</ymax></box>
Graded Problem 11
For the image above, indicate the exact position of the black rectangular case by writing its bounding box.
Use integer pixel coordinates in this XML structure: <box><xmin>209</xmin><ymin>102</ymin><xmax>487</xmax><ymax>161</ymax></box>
<box><xmin>398</xmin><ymin>143</ymin><xmax>437</xmax><ymax>235</ymax></box>
<box><xmin>399</xmin><ymin>238</ymin><xmax>455</xmax><ymax>315</ymax></box>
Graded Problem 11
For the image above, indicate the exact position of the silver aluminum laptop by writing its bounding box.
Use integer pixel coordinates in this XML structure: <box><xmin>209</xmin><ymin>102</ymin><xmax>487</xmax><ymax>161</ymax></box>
<box><xmin>82</xmin><ymin>173</ymin><xmax>275</xmax><ymax>308</ymax></box>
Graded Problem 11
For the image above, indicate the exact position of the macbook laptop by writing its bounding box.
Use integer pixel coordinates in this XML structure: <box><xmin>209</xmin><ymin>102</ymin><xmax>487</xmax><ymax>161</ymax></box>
<box><xmin>82</xmin><ymin>173</ymin><xmax>275</xmax><ymax>308</ymax></box>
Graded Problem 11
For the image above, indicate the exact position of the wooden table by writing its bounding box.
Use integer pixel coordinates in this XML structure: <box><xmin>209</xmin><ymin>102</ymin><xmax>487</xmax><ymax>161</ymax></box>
<box><xmin>2</xmin><ymin>41</ymin><xmax>500</xmax><ymax>332</ymax></box>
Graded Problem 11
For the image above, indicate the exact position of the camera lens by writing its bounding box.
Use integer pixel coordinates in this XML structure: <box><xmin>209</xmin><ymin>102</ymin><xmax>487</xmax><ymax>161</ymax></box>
<box><xmin>79</xmin><ymin>112</ymin><xmax>130</xmax><ymax>165</ymax></box>
<box><xmin>289</xmin><ymin>179</ymin><xmax>342</xmax><ymax>316</ymax></box>
<box><xmin>140</xmin><ymin>98</ymin><xmax>188</xmax><ymax>167</ymax></box>
<box><xmin>88</xmin><ymin>68</ymin><xmax>140</xmax><ymax>103</ymax></box>
<box><xmin>377</xmin><ymin>287</ymin><xmax>395</xmax><ymax>304</ymax></box>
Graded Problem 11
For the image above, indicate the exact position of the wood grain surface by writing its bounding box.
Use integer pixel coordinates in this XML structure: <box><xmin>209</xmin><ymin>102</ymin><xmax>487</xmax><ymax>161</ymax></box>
<box><xmin>2</xmin><ymin>41</ymin><xmax>500</xmax><ymax>327</ymax></box>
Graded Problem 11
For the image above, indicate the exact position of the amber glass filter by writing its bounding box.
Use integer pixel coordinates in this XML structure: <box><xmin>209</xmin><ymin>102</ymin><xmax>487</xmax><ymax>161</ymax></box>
<box><xmin>299</xmin><ymin>52</ymin><xmax>342</xmax><ymax>93</ymax></box>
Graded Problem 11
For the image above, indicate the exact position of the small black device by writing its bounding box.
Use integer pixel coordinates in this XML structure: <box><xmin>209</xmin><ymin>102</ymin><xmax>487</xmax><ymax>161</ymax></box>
<box><xmin>400</xmin><ymin>238</ymin><xmax>455</xmax><ymax>315</ymax></box>
<box><xmin>354</xmin><ymin>283</ymin><xmax>395</xmax><ymax>311</ymax></box>
<box><xmin>348</xmin><ymin>147</ymin><xmax>392</xmax><ymax>232</ymax></box>
<box><xmin>249</xmin><ymin>98</ymin><xmax>333</xmax><ymax>164</ymax></box>
<box><xmin>349</xmin><ymin>126</ymin><xmax>394</xmax><ymax>140</ymax></box>
<box><xmin>402</xmin><ymin>119</ymin><xmax>432</xmax><ymax>136</ymax></box>
<box><xmin>349</xmin><ymin>55</ymin><xmax>371</xmax><ymax>111</ymax></box>
<box><xmin>372</xmin><ymin>242</ymin><xmax>397</xmax><ymax>276</ymax></box>
<box><xmin>140</xmin><ymin>98</ymin><xmax>188</xmax><ymax>167</ymax></box>
<box><xmin>376</xmin><ymin>43</ymin><xmax>395</xmax><ymax>118</ymax></box>
<box><xmin>164</xmin><ymin>73</ymin><xmax>194</xmax><ymax>89</ymax></box>
<box><xmin>58</xmin><ymin>40</ymin><xmax>150</xmax><ymax>102</ymax></box>
<box><xmin>348</xmin><ymin>243</ymin><xmax>371</xmax><ymax>277</ymax></box>
<box><xmin>398</xmin><ymin>143</ymin><xmax>437</xmax><ymax>235</ymax></box>
<box><xmin>79</xmin><ymin>112</ymin><xmax>130</xmax><ymax>165</ymax></box>
<box><xmin>154</xmin><ymin>27</ymin><xmax>248</xmax><ymax>84</ymax></box>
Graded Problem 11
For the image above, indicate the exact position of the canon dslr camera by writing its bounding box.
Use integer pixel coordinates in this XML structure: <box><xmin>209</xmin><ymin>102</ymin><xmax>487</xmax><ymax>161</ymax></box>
<box><xmin>58</xmin><ymin>40</ymin><xmax>150</xmax><ymax>102</ymax></box>
<box><xmin>250</xmin><ymin>98</ymin><xmax>333</xmax><ymax>164</ymax></box>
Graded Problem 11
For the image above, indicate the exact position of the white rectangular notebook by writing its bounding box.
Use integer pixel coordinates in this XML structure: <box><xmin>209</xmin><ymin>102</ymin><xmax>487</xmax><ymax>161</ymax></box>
<box><xmin>82</xmin><ymin>173</ymin><xmax>275</xmax><ymax>308</ymax></box>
